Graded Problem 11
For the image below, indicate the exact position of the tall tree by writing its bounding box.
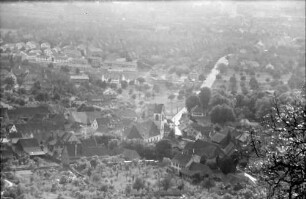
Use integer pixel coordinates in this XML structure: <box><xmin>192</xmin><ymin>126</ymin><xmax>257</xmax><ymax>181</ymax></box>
<box><xmin>251</xmin><ymin>96</ymin><xmax>306</xmax><ymax>199</ymax></box>
<box><xmin>185</xmin><ymin>95</ymin><xmax>199</xmax><ymax>112</ymax></box>
<box><xmin>210</xmin><ymin>104</ymin><xmax>236</xmax><ymax>124</ymax></box>
<box><xmin>198</xmin><ymin>87</ymin><xmax>211</xmax><ymax>110</ymax></box>
<box><xmin>249</xmin><ymin>76</ymin><xmax>259</xmax><ymax>90</ymax></box>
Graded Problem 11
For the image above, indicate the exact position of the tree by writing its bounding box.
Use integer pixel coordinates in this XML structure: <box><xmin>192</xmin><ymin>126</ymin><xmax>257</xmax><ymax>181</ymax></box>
<box><xmin>110</xmin><ymin>83</ymin><xmax>117</xmax><ymax>90</ymax></box>
<box><xmin>216</xmin><ymin>74</ymin><xmax>222</xmax><ymax>80</ymax></box>
<box><xmin>33</xmin><ymin>80</ymin><xmax>41</xmax><ymax>90</ymax></box>
<box><xmin>117</xmin><ymin>88</ymin><xmax>123</xmax><ymax>94</ymax></box>
<box><xmin>198</xmin><ymin>87</ymin><xmax>211</xmax><ymax>110</ymax></box>
<box><xmin>229</xmin><ymin>75</ymin><xmax>237</xmax><ymax>93</ymax></box>
<box><xmin>35</xmin><ymin>92</ymin><xmax>50</xmax><ymax>102</ymax></box>
<box><xmin>60</xmin><ymin>66</ymin><xmax>69</xmax><ymax>73</ymax></box>
<box><xmin>218</xmin><ymin>156</ymin><xmax>237</xmax><ymax>174</ymax></box>
<box><xmin>251</xmin><ymin>96</ymin><xmax>306</xmax><ymax>199</ymax></box>
<box><xmin>160</xmin><ymin>176</ymin><xmax>172</xmax><ymax>191</ymax></box>
<box><xmin>133</xmin><ymin>178</ymin><xmax>145</xmax><ymax>191</ymax></box>
<box><xmin>155</xmin><ymin>140</ymin><xmax>172</xmax><ymax>160</ymax></box>
<box><xmin>185</xmin><ymin>95</ymin><xmax>199</xmax><ymax>112</ymax></box>
<box><xmin>217</xmin><ymin>63</ymin><xmax>227</xmax><ymax>74</ymax></box>
<box><xmin>210</xmin><ymin>93</ymin><xmax>230</xmax><ymax>107</ymax></box>
<box><xmin>137</xmin><ymin>77</ymin><xmax>145</xmax><ymax>84</ymax></box>
<box><xmin>199</xmin><ymin>74</ymin><xmax>206</xmax><ymax>81</ymax></box>
<box><xmin>210</xmin><ymin>104</ymin><xmax>236</xmax><ymax>124</ymax></box>
<box><xmin>48</xmin><ymin>63</ymin><xmax>54</xmax><ymax>69</ymax></box>
<box><xmin>153</xmin><ymin>84</ymin><xmax>160</xmax><ymax>93</ymax></box>
<box><xmin>255</xmin><ymin>97</ymin><xmax>272</xmax><ymax>119</ymax></box>
<box><xmin>249</xmin><ymin>76</ymin><xmax>259</xmax><ymax>90</ymax></box>
<box><xmin>121</xmin><ymin>80</ymin><xmax>128</xmax><ymax>89</ymax></box>
<box><xmin>4</xmin><ymin>76</ymin><xmax>15</xmax><ymax>87</ymax></box>
<box><xmin>202</xmin><ymin>178</ymin><xmax>215</xmax><ymax>191</ymax></box>
<box><xmin>125</xmin><ymin>185</ymin><xmax>132</xmax><ymax>196</ymax></box>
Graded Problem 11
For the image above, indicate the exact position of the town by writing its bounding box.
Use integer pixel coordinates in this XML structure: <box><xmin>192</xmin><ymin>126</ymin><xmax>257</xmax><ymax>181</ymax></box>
<box><xmin>0</xmin><ymin>1</ymin><xmax>305</xmax><ymax>199</ymax></box>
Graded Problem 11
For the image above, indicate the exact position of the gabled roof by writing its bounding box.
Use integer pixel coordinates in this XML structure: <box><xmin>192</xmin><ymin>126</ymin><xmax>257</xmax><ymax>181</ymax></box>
<box><xmin>172</xmin><ymin>153</ymin><xmax>192</xmax><ymax>166</ymax></box>
<box><xmin>15</xmin><ymin>121</ymin><xmax>64</xmax><ymax>135</ymax></box>
<box><xmin>70</xmin><ymin>111</ymin><xmax>100</xmax><ymax>125</ymax></box>
<box><xmin>61</xmin><ymin>131</ymin><xmax>80</xmax><ymax>143</ymax></box>
<box><xmin>7</xmin><ymin>132</ymin><xmax>23</xmax><ymax>139</ymax></box>
<box><xmin>122</xmin><ymin>149</ymin><xmax>140</xmax><ymax>160</ymax></box>
<box><xmin>136</xmin><ymin>120</ymin><xmax>160</xmax><ymax>138</ymax></box>
<box><xmin>7</xmin><ymin>106</ymin><xmax>51</xmax><ymax>120</ymax></box>
<box><xmin>211</xmin><ymin>132</ymin><xmax>228</xmax><ymax>144</ymax></box>
<box><xmin>185</xmin><ymin>140</ymin><xmax>224</xmax><ymax>159</ymax></box>
<box><xmin>236</xmin><ymin>132</ymin><xmax>249</xmax><ymax>143</ymax></box>
<box><xmin>124</xmin><ymin>125</ymin><xmax>143</xmax><ymax>140</ymax></box>
<box><xmin>113</xmin><ymin>108</ymin><xmax>137</xmax><ymax>119</ymax></box>
<box><xmin>17</xmin><ymin>138</ymin><xmax>40</xmax><ymax>148</ymax></box>
<box><xmin>65</xmin><ymin>143</ymin><xmax>109</xmax><ymax>158</ymax></box>
<box><xmin>17</xmin><ymin>138</ymin><xmax>45</xmax><ymax>156</ymax></box>
<box><xmin>181</xmin><ymin>162</ymin><xmax>212</xmax><ymax>177</ymax></box>
<box><xmin>223</xmin><ymin>141</ymin><xmax>236</xmax><ymax>156</ymax></box>
<box><xmin>82</xmin><ymin>146</ymin><xmax>109</xmax><ymax>157</ymax></box>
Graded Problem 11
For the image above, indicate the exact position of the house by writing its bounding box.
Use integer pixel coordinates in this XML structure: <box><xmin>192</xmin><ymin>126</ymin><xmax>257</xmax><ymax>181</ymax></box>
<box><xmin>63</xmin><ymin>137</ymin><xmax>109</xmax><ymax>161</ymax></box>
<box><xmin>16</xmin><ymin>42</ymin><xmax>26</xmax><ymax>50</ymax></box>
<box><xmin>51</xmin><ymin>55</ymin><xmax>69</xmax><ymax>64</ymax></box>
<box><xmin>16</xmin><ymin>138</ymin><xmax>46</xmax><ymax>156</ymax></box>
<box><xmin>7</xmin><ymin>106</ymin><xmax>51</xmax><ymax>122</ymax></box>
<box><xmin>88</xmin><ymin>57</ymin><xmax>102</xmax><ymax>68</ymax></box>
<box><xmin>68</xmin><ymin>58</ymin><xmax>89</xmax><ymax>68</ymax></box>
<box><xmin>25</xmin><ymin>41</ymin><xmax>39</xmax><ymax>50</ymax></box>
<box><xmin>41</xmin><ymin>42</ymin><xmax>51</xmax><ymax>49</ymax></box>
<box><xmin>136</xmin><ymin>120</ymin><xmax>163</xmax><ymax>143</ymax></box>
<box><xmin>96</xmin><ymin>117</ymin><xmax>115</xmax><ymax>134</ymax></box>
<box><xmin>189</xmin><ymin>72</ymin><xmax>199</xmax><ymax>82</ymax></box>
<box><xmin>222</xmin><ymin>141</ymin><xmax>236</xmax><ymax>156</ymax></box>
<box><xmin>103</xmin><ymin>60</ymin><xmax>138</xmax><ymax>72</ymax></box>
<box><xmin>180</xmin><ymin>162</ymin><xmax>212</xmax><ymax>180</ymax></box>
<box><xmin>87</xmin><ymin>46</ymin><xmax>103</xmax><ymax>57</ymax></box>
<box><xmin>191</xmin><ymin>105</ymin><xmax>204</xmax><ymax>117</ymax></box>
<box><xmin>123</xmin><ymin>125</ymin><xmax>143</xmax><ymax>140</ymax></box>
<box><xmin>101</xmin><ymin>72</ymin><xmax>123</xmax><ymax>85</ymax></box>
<box><xmin>122</xmin><ymin>149</ymin><xmax>140</xmax><ymax>161</ymax></box>
<box><xmin>7</xmin><ymin>124</ymin><xmax>17</xmax><ymax>133</ymax></box>
<box><xmin>210</xmin><ymin>130</ymin><xmax>231</xmax><ymax>148</ymax></box>
<box><xmin>63</xmin><ymin>48</ymin><xmax>82</xmax><ymax>58</ymax></box>
<box><xmin>103</xmin><ymin>88</ymin><xmax>117</xmax><ymax>99</ymax></box>
<box><xmin>68</xmin><ymin>111</ymin><xmax>100</xmax><ymax>137</ymax></box>
<box><xmin>43</xmin><ymin>49</ymin><xmax>53</xmax><ymax>57</ymax></box>
<box><xmin>142</xmin><ymin>103</ymin><xmax>166</xmax><ymax>136</ymax></box>
<box><xmin>184</xmin><ymin>139</ymin><xmax>225</xmax><ymax>162</ymax></box>
<box><xmin>170</xmin><ymin>153</ymin><xmax>193</xmax><ymax>174</ymax></box>
<box><xmin>70</xmin><ymin>74</ymin><xmax>89</xmax><ymax>84</ymax></box>
<box><xmin>7</xmin><ymin>131</ymin><xmax>24</xmax><ymax>144</ymax></box>
<box><xmin>114</xmin><ymin>108</ymin><xmax>138</xmax><ymax>121</ymax></box>
<box><xmin>235</xmin><ymin>132</ymin><xmax>250</xmax><ymax>146</ymax></box>
<box><xmin>35</xmin><ymin>55</ymin><xmax>52</xmax><ymax>63</ymax></box>
<box><xmin>15</xmin><ymin>120</ymin><xmax>65</xmax><ymax>143</ymax></box>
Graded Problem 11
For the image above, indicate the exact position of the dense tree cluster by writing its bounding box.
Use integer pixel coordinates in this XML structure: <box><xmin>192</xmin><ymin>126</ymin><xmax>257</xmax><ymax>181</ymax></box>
<box><xmin>250</xmin><ymin>96</ymin><xmax>306</xmax><ymax>199</ymax></box>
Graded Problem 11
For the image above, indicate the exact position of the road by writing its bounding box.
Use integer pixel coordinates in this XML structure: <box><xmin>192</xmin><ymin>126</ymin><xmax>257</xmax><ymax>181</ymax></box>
<box><xmin>171</xmin><ymin>55</ymin><xmax>229</xmax><ymax>136</ymax></box>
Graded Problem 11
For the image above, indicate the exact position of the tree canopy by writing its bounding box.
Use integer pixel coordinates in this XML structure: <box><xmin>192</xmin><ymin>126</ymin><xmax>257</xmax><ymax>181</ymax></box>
<box><xmin>198</xmin><ymin>87</ymin><xmax>211</xmax><ymax>110</ymax></box>
<box><xmin>210</xmin><ymin>104</ymin><xmax>236</xmax><ymax>124</ymax></box>
<box><xmin>251</xmin><ymin>96</ymin><xmax>306</xmax><ymax>199</ymax></box>
<box><xmin>185</xmin><ymin>95</ymin><xmax>199</xmax><ymax>112</ymax></box>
